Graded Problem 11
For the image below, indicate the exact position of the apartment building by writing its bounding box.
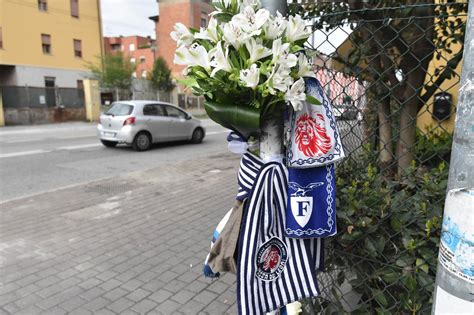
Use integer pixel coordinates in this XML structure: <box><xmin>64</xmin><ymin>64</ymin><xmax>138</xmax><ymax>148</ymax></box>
<box><xmin>150</xmin><ymin>0</ymin><xmax>213</xmax><ymax>78</ymax></box>
<box><xmin>0</xmin><ymin>0</ymin><xmax>104</xmax><ymax>88</ymax></box>
<box><xmin>103</xmin><ymin>36</ymin><xmax>156</xmax><ymax>79</ymax></box>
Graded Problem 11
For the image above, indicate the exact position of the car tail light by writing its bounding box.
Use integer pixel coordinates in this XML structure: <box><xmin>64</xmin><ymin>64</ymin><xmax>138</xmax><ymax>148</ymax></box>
<box><xmin>123</xmin><ymin>117</ymin><xmax>136</xmax><ymax>126</ymax></box>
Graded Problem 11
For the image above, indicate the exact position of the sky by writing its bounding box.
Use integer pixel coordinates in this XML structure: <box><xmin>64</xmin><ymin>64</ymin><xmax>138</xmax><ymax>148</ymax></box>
<box><xmin>101</xmin><ymin>0</ymin><xmax>158</xmax><ymax>38</ymax></box>
<box><xmin>99</xmin><ymin>0</ymin><xmax>349</xmax><ymax>55</ymax></box>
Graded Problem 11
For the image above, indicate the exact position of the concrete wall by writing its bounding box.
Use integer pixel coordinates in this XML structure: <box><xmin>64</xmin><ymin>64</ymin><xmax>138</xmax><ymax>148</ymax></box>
<box><xmin>3</xmin><ymin>107</ymin><xmax>86</xmax><ymax>126</ymax></box>
<box><xmin>10</xmin><ymin>65</ymin><xmax>92</xmax><ymax>88</ymax></box>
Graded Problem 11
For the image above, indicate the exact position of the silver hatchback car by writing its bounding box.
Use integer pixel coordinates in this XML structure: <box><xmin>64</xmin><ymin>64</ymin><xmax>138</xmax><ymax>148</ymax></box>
<box><xmin>97</xmin><ymin>101</ymin><xmax>205</xmax><ymax>151</ymax></box>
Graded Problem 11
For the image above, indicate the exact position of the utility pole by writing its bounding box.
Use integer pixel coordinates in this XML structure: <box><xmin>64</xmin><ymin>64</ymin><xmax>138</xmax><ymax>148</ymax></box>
<box><xmin>431</xmin><ymin>2</ymin><xmax>474</xmax><ymax>313</ymax></box>
<box><xmin>259</xmin><ymin>0</ymin><xmax>288</xmax><ymax>163</ymax></box>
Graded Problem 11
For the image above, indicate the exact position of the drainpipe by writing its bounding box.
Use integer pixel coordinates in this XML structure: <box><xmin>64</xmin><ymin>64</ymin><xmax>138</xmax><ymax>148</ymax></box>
<box><xmin>431</xmin><ymin>3</ymin><xmax>474</xmax><ymax>313</ymax></box>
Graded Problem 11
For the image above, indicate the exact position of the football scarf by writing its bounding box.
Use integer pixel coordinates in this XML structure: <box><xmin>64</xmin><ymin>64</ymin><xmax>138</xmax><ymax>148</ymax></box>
<box><xmin>287</xmin><ymin>77</ymin><xmax>345</xmax><ymax>168</ymax></box>
<box><xmin>285</xmin><ymin>165</ymin><xmax>337</xmax><ymax>238</ymax></box>
<box><xmin>236</xmin><ymin>153</ymin><xmax>324</xmax><ymax>315</ymax></box>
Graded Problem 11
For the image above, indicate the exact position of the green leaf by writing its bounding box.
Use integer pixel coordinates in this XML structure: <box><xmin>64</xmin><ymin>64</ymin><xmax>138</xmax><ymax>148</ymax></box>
<box><xmin>372</xmin><ymin>289</ymin><xmax>388</xmax><ymax>307</ymax></box>
<box><xmin>306</xmin><ymin>95</ymin><xmax>321</xmax><ymax>105</ymax></box>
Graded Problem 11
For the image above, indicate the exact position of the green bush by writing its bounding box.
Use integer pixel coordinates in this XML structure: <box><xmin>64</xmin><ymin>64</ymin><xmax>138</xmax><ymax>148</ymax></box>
<box><xmin>315</xmin><ymin>139</ymin><xmax>450</xmax><ymax>314</ymax></box>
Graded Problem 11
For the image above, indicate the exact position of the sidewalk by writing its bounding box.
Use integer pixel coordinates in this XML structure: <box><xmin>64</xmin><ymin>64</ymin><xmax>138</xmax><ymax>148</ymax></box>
<box><xmin>0</xmin><ymin>153</ymin><xmax>241</xmax><ymax>314</ymax></box>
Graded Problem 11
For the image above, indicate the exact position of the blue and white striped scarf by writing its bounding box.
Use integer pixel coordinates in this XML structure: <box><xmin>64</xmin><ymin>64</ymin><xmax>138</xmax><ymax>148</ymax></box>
<box><xmin>236</xmin><ymin>153</ymin><xmax>324</xmax><ymax>315</ymax></box>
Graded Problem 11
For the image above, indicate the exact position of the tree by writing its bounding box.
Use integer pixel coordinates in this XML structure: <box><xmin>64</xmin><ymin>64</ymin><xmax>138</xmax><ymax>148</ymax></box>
<box><xmin>290</xmin><ymin>0</ymin><xmax>467</xmax><ymax>176</ymax></box>
<box><xmin>150</xmin><ymin>57</ymin><xmax>174</xmax><ymax>91</ymax></box>
<box><xmin>87</xmin><ymin>52</ymin><xmax>135</xmax><ymax>90</ymax></box>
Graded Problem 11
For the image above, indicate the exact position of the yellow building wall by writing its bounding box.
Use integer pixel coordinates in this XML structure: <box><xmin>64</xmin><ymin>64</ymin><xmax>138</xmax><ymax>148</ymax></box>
<box><xmin>417</xmin><ymin>8</ymin><xmax>465</xmax><ymax>135</ymax></box>
<box><xmin>0</xmin><ymin>0</ymin><xmax>103</xmax><ymax>71</ymax></box>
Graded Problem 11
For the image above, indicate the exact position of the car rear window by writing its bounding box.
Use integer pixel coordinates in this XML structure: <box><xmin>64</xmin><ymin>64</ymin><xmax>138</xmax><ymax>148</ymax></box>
<box><xmin>106</xmin><ymin>103</ymin><xmax>134</xmax><ymax>116</ymax></box>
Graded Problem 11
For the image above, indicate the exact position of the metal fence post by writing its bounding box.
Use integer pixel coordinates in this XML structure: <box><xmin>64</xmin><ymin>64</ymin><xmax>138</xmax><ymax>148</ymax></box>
<box><xmin>431</xmin><ymin>2</ymin><xmax>474</xmax><ymax>313</ymax></box>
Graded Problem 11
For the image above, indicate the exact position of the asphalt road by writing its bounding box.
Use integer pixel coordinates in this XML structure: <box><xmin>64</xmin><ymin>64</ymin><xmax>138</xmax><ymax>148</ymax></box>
<box><xmin>0</xmin><ymin>119</ymin><xmax>230</xmax><ymax>202</ymax></box>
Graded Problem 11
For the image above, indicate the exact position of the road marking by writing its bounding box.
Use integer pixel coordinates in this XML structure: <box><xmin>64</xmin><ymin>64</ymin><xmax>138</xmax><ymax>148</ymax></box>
<box><xmin>0</xmin><ymin>149</ymin><xmax>51</xmax><ymax>159</ymax></box>
<box><xmin>206</xmin><ymin>130</ymin><xmax>229</xmax><ymax>135</ymax></box>
<box><xmin>58</xmin><ymin>143</ymin><xmax>102</xmax><ymax>150</ymax></box>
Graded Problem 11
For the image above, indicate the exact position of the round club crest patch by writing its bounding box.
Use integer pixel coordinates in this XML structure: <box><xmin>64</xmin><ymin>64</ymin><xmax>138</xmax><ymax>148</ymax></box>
<box><xmin>255</xmin><ymin>237</ymin><xmax>288</xmax><ymax>281</ymax></box>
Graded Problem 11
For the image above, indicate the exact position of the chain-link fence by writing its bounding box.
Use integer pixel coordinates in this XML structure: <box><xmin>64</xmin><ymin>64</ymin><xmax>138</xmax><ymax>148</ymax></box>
<box><xmin>285</xmin><ymin>1</ymin><xmax>468</xmax><ymax>313</ymax></box>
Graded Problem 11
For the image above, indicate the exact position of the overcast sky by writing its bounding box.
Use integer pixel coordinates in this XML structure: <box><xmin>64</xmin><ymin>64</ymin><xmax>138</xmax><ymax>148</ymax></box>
<box><xmin>101</xmin><ymin>0</ymin><xmax>158</xmax><ymax>38</ymax></box>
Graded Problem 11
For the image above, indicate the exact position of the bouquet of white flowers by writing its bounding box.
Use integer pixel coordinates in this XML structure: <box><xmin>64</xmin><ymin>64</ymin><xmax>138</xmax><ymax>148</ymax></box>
<box><xmin>172</xmin><ymin>0</ymin><xmax>319</xmax><ymax>137</ymax></box>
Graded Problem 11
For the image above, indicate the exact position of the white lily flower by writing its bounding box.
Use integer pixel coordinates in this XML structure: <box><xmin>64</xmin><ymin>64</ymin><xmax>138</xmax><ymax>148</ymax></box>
<box><xmin>271</xmin><ymin>38</ymin><xmax>290</xmax><ymax>63</ymax></box>
<box><xmin>267</xmin><ymin>66</ymin><xmax>293</xmax><ymax>94</ymax></box>
<box><xmin>232</xmin><ymin>6</ymin><xmax>269</xmax><ymax>36</ymax></box>
<box><xmin>223</xmin><ymin>21</ymin><xmax>248</xmax><ymax>49</ymax></box>
<box><xmin>271</xmin><ymin>38</ymin><xmax>298</xmax><ymax>68</ymax></box>
<box><xmin>195</xmin><ymin>18</ymin><xmax>219</xmax><ymax>43</ymax></box>
<box><xmin>245</xmin><ymin>37</ymin><xmax>272</xmax><ymax>64</ymax></box>
<box><xmin>174</xmin><ymin>45</ymin><xmax>192</xmax><ymax>65</ymax></box>
<box><xmin>175</xmin><ymin>43</ymin><xmax>210</xmax><ymax>69</ymax></box>
<box><xmin>170</xmin><ymin>23</ymin><xmax>194</xmax><ymax>47</ymax></box>
<box><xmin>285</xmin><ymin>78</ymin><xmax>306</xmax><ymax>111</ymax></box>
<box><xmin>263</xmin><ymin>12</ymin><xmax>287</xmax><ymax>39</ymax></box>
<box><xmin>240</xmin><ymin>64</ymin><xmax>260</xmax><ymax>89</ymax></box>
<box><xmin>209</xmin><ymin>42</ymin><xmax>232</xmax><ymax>77</ymax></box>
<box><xmin>240</xmin><ymin>0</ymin><xmax>261</xmax><ymax>11</ymax></box>
<box><xmin>297</xmin><ymin>54</ymin><xmax>316</xmax><ymax>78</ymax></box>
<box><xmin>286</xmin><ymin>14</ymin><xmax>311</xmax><ymax>43</ymax></box>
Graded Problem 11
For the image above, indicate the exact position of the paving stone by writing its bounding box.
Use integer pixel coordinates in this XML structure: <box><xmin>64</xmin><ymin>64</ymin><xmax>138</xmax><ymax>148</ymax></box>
<box><xmin>99</xmin><ymin>278</ymin><xmax>122</xmax><ymax>291</ymax></box>
<box><xmin>69</xmin><ymin>308</ymin><xmax>92</xmax><ymax>315</ymax></box>
<box><xmin>131</xmin><ymin>299</ymin><xmax>158</xmax><ymax>314</ymax></box>
<box><xmin>201</xmin><ymin>300</ymin><xmax>232</xmax><ymax>314</ymax></box>
<box><xmin>82</xmin><ymin>297</ymin><xmax>110</xmax><ymax>312</ymax></box>
<box><xmin>153</xmin><ymin>300</ymin><xmax>181</xmax><ymax>313</ymax></box>
<box><xmin>106</xmin><ymin>297</ymin><xmax>134</xmax><ymax>313</ymax></box>
<box><xmin>103</xmin><ymin>287</ymin><xmax>129</xmax><ymax>301</ymax></box>
<box><xmin>121</xmin><ymin>279</ymin><xmax>143</xmax><ymax>291</ymax></box>
<box><xmin>78</xmin><ymin>278</ymin><xmax>102</xmax><ymax>290</ymax></box>
<box><xmin>79</xmin><ymin>287</ymin><xmax>106</xmax><ymax>301</ymax></box>
<box><xmin>207</xmin><ymin>281</ymin><xmax>230</xmax><ymax>295</ymax></box>
<box><xmin>149</xmin><ymin>289</ymin><xmax>173</xmax><ymax>304</ymax></box>
<box><xmin>95</xmin><ymin>270</ymin><xmax>118</xmax><ymax>282</ymax></box>
<box><xmin>185</xmin><ymin>281</ymin><xmax>208</xmax><ymax>293</ymax></box>
<box><xmin>141</xmin><ymin>279</ymin><xmax>165</xmax><ymax>292</ymax></box>
<box><xmin>177</xmin><ymin>300</ymin><xmax>206</xmax><ymax>314</ymax></box>
<box><xmin>126</xmin><ymin>288</ymin><xmax>151</xmax><ymax>302</ymax></box>
<box><xmin>93</xmin><ymin>309</ymin><xmax>115</xmax><ymax>315</ymax></box>
<box><xmin>192</xmin><ymin>290</ymin><xmax>218</xmax><ymax>306</ymax></box>
<box><xmin>170</xmin><ymin>290</ymin><xmax>196</xmax><ymax>304</ymax></box>
<box><xmin>58</xmin><ymin>296</ymin><xmax>87</xmax><ymax>312</ymax></box>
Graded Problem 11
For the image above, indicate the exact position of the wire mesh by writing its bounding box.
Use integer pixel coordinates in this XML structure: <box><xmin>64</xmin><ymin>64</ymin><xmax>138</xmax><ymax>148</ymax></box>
<box><xmin>286</xmin><ymin>1</ymin><xmax>469</xmax><ymax>313</ymax></box>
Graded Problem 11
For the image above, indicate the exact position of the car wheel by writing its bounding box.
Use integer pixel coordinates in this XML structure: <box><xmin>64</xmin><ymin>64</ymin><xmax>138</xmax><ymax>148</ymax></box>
<box><xmin>191</xmin><ymin>128</ymin><xmax>204</xmax><ymax>144</ymax></box>
<box><xmin>133</xmin><ymin>132</ymin><xmax>152</xmax><ymax>151</ymax></box>
<box><xmin>101</xmin><ymin>140</ymin><xmax>118</xmax><ymax>148</ymax></box>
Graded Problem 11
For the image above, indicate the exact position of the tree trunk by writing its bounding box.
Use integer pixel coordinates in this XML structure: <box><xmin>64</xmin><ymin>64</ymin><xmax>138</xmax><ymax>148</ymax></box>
<box><xmin>378</xmin><ymin>96</ymin><xmax>394</xmax><ymax>171</ymax></box>
<box><xmin>396</xmin><ymin>99</ymin><xmax>420</xmax><ymax>175</ymax></box>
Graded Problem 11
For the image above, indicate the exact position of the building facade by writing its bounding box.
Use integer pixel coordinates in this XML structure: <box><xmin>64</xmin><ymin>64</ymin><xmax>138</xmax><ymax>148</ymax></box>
<box><xmin>103</xmin><ymin>36</ymin><xmax>156</xmax><ymax>79</ymax></box>
<box><xmin>151</xmin><ymin>0</ymin><xmax>213</xmax><ymax>78</ymax></box>
<box><xmin>0</xmin><ymin>0</ymin><xmax>104</xmax><ymax>88</ymax></box>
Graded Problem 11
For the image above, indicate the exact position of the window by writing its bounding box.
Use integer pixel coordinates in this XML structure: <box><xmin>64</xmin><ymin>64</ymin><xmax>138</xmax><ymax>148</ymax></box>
<box><xmin>41</xmin><ymin>34</ymin><xmax>51</xmax><ymax>54</ymax></box>
<box><xmin>38</xmin><ymin>0</ymin><xmax>47</xmax><ymax>11</ymax></box>
<box><xmin>165</xmin><ymin>106</ymin><xmax>186</xmax><ymax>119</ymax></box>
<box><xmin>77</xmin><ymin>80</ymin><xmax>84</xmax><ymax>89</ymax></box>
<box><xmin>105</xmin><ymin>103</ymin><xmax>134</xmax><ymax>116</ymax></box>
<box><xmin>200</xmin><ymin>12</ymin><xmax>208</xmax><ymax>28</ymax></box>
<box><xmin>0</xmin><ymin>27</ymin><xmax>3</xmax><ymax>49</ymax></box>
<box><xmin>140</xmin><ymin>56</ymin><xmax>145</xmax><ymax>64</ymax></box>
<box><xmin>141</xmin><ymin>70</ymin><xmax>147</xmax><ymax>78</ymax></box>
<box><xmin>73</xmin><ymin>39</ymin><xmax>82</xmax><ymax>58</ymax></box>
<box><xmin>70</xmin><ymin>0</ymin><xmax>79</xmax><ymax>18</ymax></box>
<box><xmin>132</xmin><ymin>71</ymin><xmax>137</xmax><ymax>78</ymax></box>
<box><xmin>130</xmin><ymin>57</ymin><xmax>136</xmax><ymax>64</ymax></box>
<box><xmin>111</xmin><ymin>44</ymin><xmax>121</xmax><ymax>51</ymax></box>
<box><xmin>129</xmin><ymin>43</ymin><xmax>135</xmax><ymax>51</ymax></box>
<box><xmin>143</xmin><ymin>104</ymin><xmax>165</xmax><ymax>116</ymax></box>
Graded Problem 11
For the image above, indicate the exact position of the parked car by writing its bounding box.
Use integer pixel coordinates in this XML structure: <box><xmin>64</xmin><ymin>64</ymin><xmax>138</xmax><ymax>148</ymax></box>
<box><xmin>97</xmin><ymin>101</ymin><xmax>205</xmax><ymax>151</ymax></box>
